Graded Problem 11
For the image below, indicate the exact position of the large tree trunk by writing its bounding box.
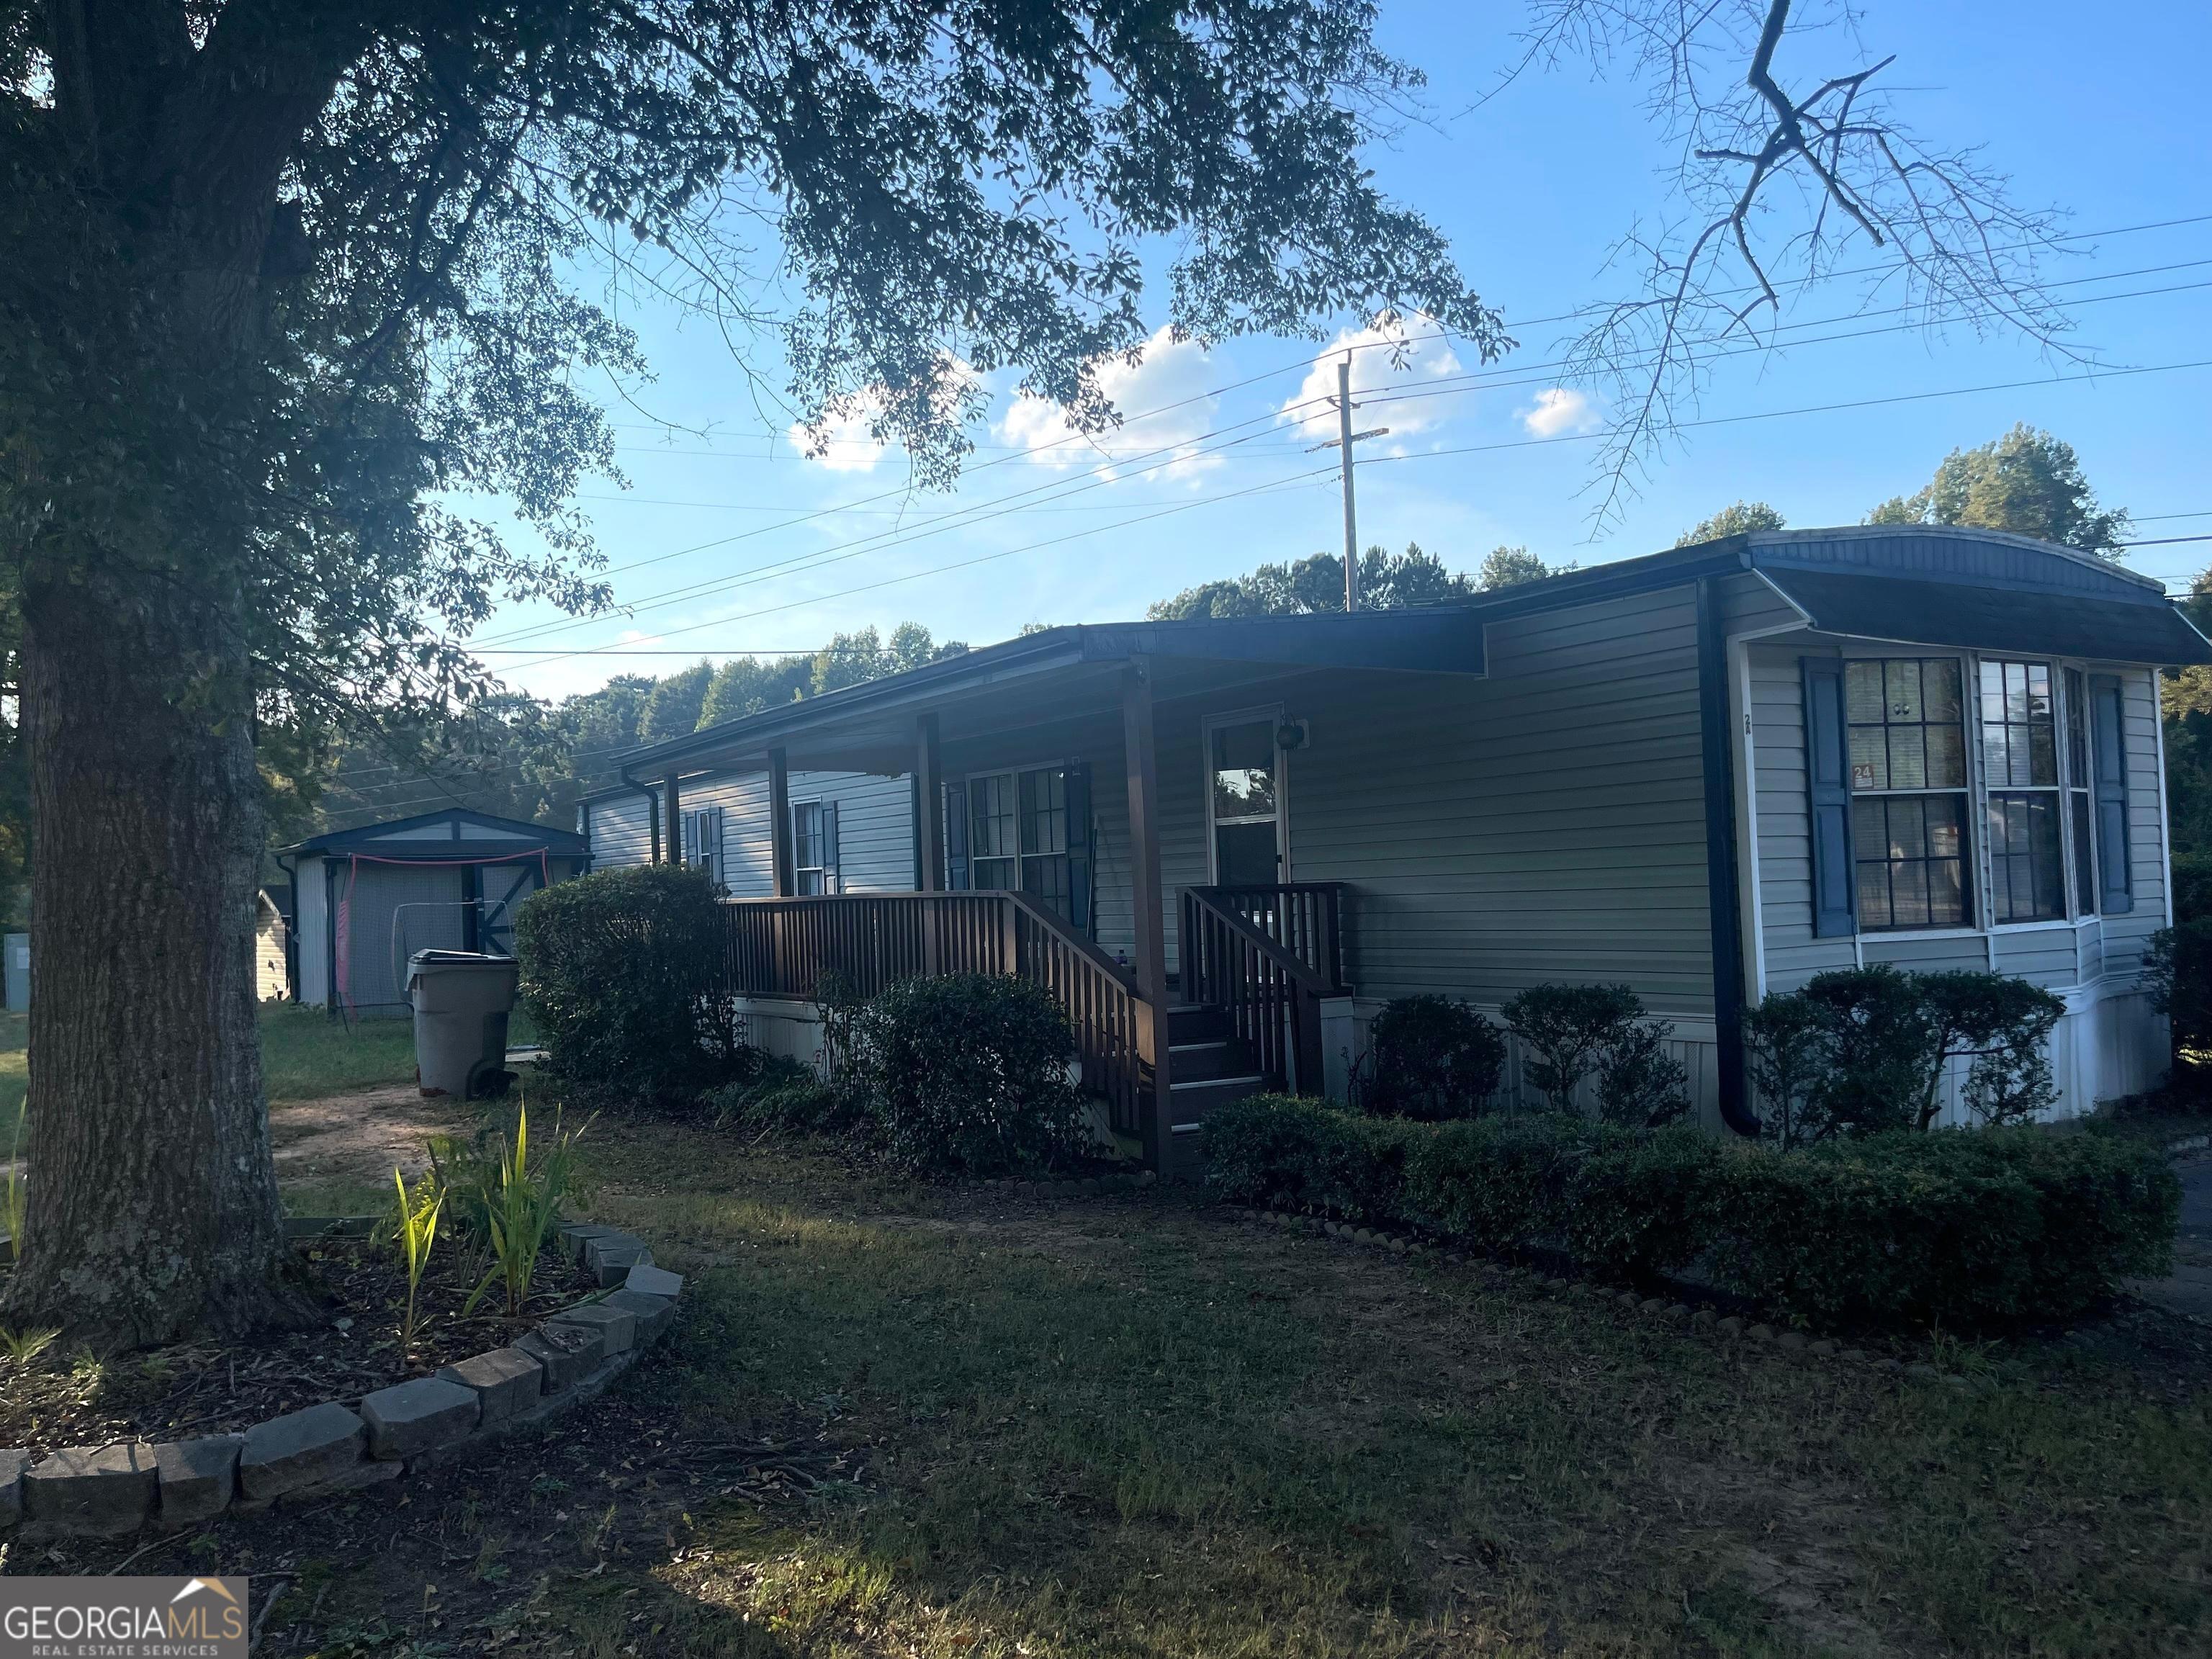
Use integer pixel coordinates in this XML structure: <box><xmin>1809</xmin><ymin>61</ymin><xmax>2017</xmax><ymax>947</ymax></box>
<box><xmin>3</xmin><ymin>565</ymin><xmax>305</xmax><ymax>1345</ymax></box>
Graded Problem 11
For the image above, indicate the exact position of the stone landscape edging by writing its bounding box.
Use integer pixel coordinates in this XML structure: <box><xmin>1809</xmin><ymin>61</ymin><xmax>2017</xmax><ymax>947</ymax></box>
<box><xmin>0</xmin><ymin>1219</ymin><xmax>681</xmax><ymax>1542</ymax></box>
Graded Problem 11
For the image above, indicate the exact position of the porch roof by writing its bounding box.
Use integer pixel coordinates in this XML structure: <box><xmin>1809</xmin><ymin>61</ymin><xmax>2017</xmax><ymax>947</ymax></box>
<box><xmin>620</xmin><ymin>600</ymin><xmax>1514</xmax><ymax>778</ymax></box>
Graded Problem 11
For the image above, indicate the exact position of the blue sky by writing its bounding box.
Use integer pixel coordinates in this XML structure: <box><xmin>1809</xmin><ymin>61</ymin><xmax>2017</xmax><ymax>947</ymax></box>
<box><xmin>469</xmin><ymin>1</ymin><xmax>2212</xmax><ymax>703</ymax></box>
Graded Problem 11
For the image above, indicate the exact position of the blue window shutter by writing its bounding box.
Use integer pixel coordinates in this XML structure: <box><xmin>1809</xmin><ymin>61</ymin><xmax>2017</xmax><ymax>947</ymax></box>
<box><xmin>2090</xmin><ymin>673</ymin><xmax>2133</xmax><ymax>914</ymax></box>
<box><xmin>822</xmin><ymin>800</ymin><xmax>840</xmax><ymax>893</ymax></box>
<box><xmin>1802</xmin><ymin>656</ymin><xmax>1857</xmax><ymax>938</ymax></box>
<box><xmin>1063</xmin><ymin>762</ymin><xmax>1094</xmax><ymax>936</ymax></box>
<box><xmin>943</xmin><ymin>781</ymin><xmax>968</xmax><ymax>889</ymax></box>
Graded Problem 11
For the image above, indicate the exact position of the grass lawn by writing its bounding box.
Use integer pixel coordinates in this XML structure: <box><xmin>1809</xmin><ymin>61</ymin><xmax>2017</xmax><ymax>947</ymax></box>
<box><xmin>115</xmin><ymin>1112</ymin><xmax>2200</xmax><ymax>1658</ymax></box>
<box><xmin>12</xmin><ymin>1085</ymin><xmax>2211</xmax><ymax>1653</ymax></box>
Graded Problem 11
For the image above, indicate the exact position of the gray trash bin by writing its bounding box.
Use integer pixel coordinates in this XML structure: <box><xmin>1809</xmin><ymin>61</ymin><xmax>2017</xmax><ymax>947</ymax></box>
<box><xmin>408</xmin><ymin>949</ymin><xmax>521</xmax><ymax>1100</ymax></box>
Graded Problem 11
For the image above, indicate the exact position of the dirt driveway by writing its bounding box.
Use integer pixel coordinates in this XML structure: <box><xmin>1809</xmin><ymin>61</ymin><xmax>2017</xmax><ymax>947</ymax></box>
<box><xmin>270</xmin><ymin>1083</ymin><xmax>477</xmax><ymax>1192</ymax></box>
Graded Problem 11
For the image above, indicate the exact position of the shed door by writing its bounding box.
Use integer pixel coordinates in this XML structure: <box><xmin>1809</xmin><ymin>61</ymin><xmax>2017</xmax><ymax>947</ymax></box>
<box><xmin>345</xmin><ymin>863</ymin><xmax>468</xmax><ymax>1011</ymax></box>
<box><xmin>477</xmin><ymin>861</ymin><xmax>543</xmax><ymax>957</ymax></box>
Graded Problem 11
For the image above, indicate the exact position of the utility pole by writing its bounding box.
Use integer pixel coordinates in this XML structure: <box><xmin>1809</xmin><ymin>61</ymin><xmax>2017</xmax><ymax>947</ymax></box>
<box><xmin>1309</xmin><ymin>351</ymin><xmax>1390</xmax><ymax>612</ymax></box>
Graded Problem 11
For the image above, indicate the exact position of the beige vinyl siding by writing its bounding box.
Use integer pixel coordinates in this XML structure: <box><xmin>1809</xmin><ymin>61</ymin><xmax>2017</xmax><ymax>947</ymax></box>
<box><xmin>795</xmin><ymin>769</ymin><xmax>915</xmax><ymax>893</ymax></box>
<box><xmin>584</xmin><ymin>793</ymin><xmax>655</xmax><ymax>868</ymax></box>
<box><xmin>2106</xmin><ymin>665</ymin><xmax>2168</xmax><ymax>975</ymax></box>
<box><xmin>1287</xmin><ymin>587</ymin><xmax>1714</xmax><ymax>1012</ymax></box>
<box><xmin>1748</xmin><ymin>642</ymin><xmax>1854</xmax><ymax>985</ymax></box>
<box><xmin>680</xmin><ymin>768</ymin><xmax>916</xmax><ymax>896</ymax></box>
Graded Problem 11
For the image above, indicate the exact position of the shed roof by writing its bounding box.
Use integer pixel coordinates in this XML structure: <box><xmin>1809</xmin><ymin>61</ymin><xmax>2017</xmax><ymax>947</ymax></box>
<box><xmin>280</xmin><ymin>807</ymin><xmax>588</xmax><ymax>858</ymax></box>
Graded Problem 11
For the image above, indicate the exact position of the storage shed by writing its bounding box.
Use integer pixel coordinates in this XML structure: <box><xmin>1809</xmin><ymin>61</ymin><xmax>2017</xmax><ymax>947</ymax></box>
<box><xmin>275</xmin><ymin>809</ymin><xmax>589</xmax><ymax>1015</ymax></box>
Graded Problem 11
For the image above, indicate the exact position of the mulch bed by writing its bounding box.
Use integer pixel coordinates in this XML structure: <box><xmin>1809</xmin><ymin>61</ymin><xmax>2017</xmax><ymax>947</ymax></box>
<box><xmin>0</xmin><ymin>1233</ymin><xmax>601</xmax><ymax>1458</ymax></box>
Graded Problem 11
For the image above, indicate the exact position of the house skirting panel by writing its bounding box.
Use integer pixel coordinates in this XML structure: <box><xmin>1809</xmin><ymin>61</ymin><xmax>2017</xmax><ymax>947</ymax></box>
<box><xmin>1320</xmin><ymin>986</ymin><xmax>2167</xmax><ymax>1130</ymax></box>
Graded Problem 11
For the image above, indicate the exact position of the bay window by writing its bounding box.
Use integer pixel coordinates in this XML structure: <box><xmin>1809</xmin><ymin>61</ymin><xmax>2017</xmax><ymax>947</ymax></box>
<box><xmin>1806</xmin><ymin>652</ymin><xmax>2134</xmax><ymax>937</ymax></box>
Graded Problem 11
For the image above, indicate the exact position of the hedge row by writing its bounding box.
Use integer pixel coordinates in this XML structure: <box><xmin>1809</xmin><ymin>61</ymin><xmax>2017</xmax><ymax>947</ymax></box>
<box><xmin>1204</xmin><ymin>1096</ymin><xmax>2179</xmax><ymax>1328</ymax></box>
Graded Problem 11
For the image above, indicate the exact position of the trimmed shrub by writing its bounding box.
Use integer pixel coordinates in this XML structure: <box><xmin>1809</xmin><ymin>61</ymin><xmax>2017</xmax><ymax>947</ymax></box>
<box><xmin>1358</xmin><ymin>996</ymin><xmax>1504</xmax><ymax>1120</ymax></box>
<box><xmin>1593</xmin><ymin>1022</ymin><xmax>1691</xmax><ymax>1128</ymax></box>
<box><xmin>1203</xmin><ymin>1094</ymin><xmax>1423</xmax><ymax>1219</ymax></box>
<box><xmin>2145</xmin><ymin>919</ymin><xmax>2212</xmax><ymax>1067</ymax></box>
<box><xmin>1501</xmin><ymin>983</ymin><xmax>1640</xmax><ymax>1109</ymax></box>
<box><xmin>516</xmin><ymin>864</ymin><xmax>751</xmax><ymax>1097</ymax></box>
<box><xmin>1709</xmin><ymin>1130</ymin><xmax>2178</xmax><ymax>1327</ymax></box>
<box><xmin>1202</xmin><ymin>1095</ymin><xmax>2177</xmax><ymax>1327</ymax></box>
<box><xmin>1564</xmin><ymin>1127</ymin><xmax>1719</xmax><ymax>1281</ymax></box>
<box><xmin>845</xmin><ymin>974</ymin><xmax>1087</xmax><ymax>1176</ymax></box>
<box><xmin>1401</xmin><ymin>1115</ymin><xmax>1588</xmax><ymax>1249</ymax></box>
<box><xmin>1750</xmin><ymin>966</ymin><xmax>2067</xmax><ymax>1138</ymax></box>
<box><xmin>1502</xmin><ymin>982</ymin><xmax>1689</xmax><ymax>1124</ymax></box>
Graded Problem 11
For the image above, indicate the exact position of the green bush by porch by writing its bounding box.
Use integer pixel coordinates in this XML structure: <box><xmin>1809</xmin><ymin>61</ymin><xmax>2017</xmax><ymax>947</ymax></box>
<box><xmin>1203</xmin><ymin>1096</ymin><xmax>2179</xmax><ymax>1328</ymax></box>
<box><xmin>515</xmin><ymin>864</ymin><xmax>747</xmax><ymax>1097</ymax></box>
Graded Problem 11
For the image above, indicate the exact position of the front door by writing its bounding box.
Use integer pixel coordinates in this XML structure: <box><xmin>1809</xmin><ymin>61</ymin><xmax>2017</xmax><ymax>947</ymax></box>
<box><xmin>1205</xmin><ymin>713</ymin><xmax>1285</xmax><ymax>887</ymax></box>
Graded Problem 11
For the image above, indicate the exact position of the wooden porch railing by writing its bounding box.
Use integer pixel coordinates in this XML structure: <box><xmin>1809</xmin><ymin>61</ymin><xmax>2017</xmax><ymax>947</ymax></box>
<box><xmin>1195</xmin><ymin>882</ymin><xmax>1346</xmax><ymax>993</ymax></box>
<box><xmin>1179</xmin><ymin>886</ymin><xmax>1339</xmax><ymax>1096</ymax></box>
<box><xmin>717</xmin><ymin>891</ymin><xmax>1146</xmax><ymax>1136</ymax></box>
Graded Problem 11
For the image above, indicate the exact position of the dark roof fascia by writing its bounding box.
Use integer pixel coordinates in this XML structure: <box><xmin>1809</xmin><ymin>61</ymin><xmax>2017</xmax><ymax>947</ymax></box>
<box><xmin>618</xmin><ymin>629</ymin><xmax>1103</xmax><ymax>779</ymax></box>
<box><xmin>1754</xmin><ymin>566</ymin><xmax>2212</xmax><ymax>665</ymax></box>
<box><xmin>283</xmin><ymin>808</ymin><xmax>589</xmax><ymax>856</ymax></box>
<box><xmin>619</xmin><ymin>552</ymin><xmax>1766</xmax><ymax>779</ymax></box>
<box><xmin>1743</xmin><ymin>523</ymin><xmax>2170</xmax><ymax>595</ymax></box>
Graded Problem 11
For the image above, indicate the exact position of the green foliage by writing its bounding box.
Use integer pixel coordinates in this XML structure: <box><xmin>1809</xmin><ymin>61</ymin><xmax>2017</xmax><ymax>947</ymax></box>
<box><xmin>1675</xmin><ymin>500</ymin><xmax>1786</xmax><ymax>546</ymax></box>
<box><xmin>0</xmin><ymin>1325</ymin><xmax>58</xmax><ymax>1364</ymax></box>
<box><xmin>845</xmin><ymin>975</ymin><xmax>1088</xmax><ymax>1176</ymax></box>
<box><xmin>703</xmin><ymin>1057</ymin><xmax>856</xmax><ymax>1138</ymax></box>
<box><xmin>1865</xmin><ymin>424</ymin><xmax>2130</xmax><ymax>556</ymax></box>
<box><xmin>1709</xmin><ymin>1130</ymin><xmax>2178</xmax><ymax>1328</ymax></box>
<box><xmin>1477</xmin><ymin>547</ymin><xmax>1573</xmax><ymax>590</ymax></box>
<box><xmin>1754</xmin><ymin>966</ymin><xmax>2064</xmax><ymax>1138</ymax></box>
<box><xmin>1501</xmin><ymin>982</ymin><xmax>1678</xmax><ymax>1115</ymax></box>
<box><xmin>1743</xmin><ymin>994</ymin><xmax>1827</xmax><ymax>1148</ymax></box>
<box><xmin>458</xmin><ymin>1102</ymin><xmax>585</xmax><ymax>1318</ymax></box>
<box><xmin>1593</xmin><ymin>1021</ymin><xmax>1691</xmax><ymax>1128</ymax></box>
<box><xmin>516</xmin><ymin>864</ymin><xmax>752</xmax><ymax>1098</ymax></box>
<box><xmin>1357</xmin><ymin>996</ymin><xmax>1503</xmax><ymax>1120</ymax></box>
<box><xmin>390</xmin><ymin>1166</ymin><xmax>445</xmax><ymax>1357</ymax></box>
<box><xmin>2145</xmin><ymin>920</ymin><xmax>2212</xmax><ymax>1066</ymax></box>
<box><xmin>1205</xmin><ymin>1098</ymin><xmax>2178</xmax><ymax>1325</ymax></box>
<box><xmin>1148</xmin><ymin>543</ymin><xmax>1479</xmax><ymax>620</ymax></box>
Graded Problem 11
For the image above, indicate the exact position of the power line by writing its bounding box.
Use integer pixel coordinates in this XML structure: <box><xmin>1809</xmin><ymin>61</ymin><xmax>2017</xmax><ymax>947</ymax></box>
<box><xmin>499</xmin><ymin>356</ymin><xmax>2212</xmax><ymax>669</ymax></box>
<box><xmin>475</xmin><ymin>274</ymin><xmax>2212</xmax><ymax>659</ymax></box>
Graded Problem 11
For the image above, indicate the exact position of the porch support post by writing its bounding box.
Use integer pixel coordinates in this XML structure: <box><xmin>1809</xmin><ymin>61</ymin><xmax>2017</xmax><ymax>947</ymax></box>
<box><xmin>914</xmin><ymin>713</ymin><xmax>943</xmax><ymax>891</ymax></box>
<box><xmin>1696</xmin><ymin>577</ymin><xmax>1759</xmax><ymax>1136</ymax></box>
<box><xmin>768</xmin><ymin>747</ymin><xmax>793</xmax><ymax>899</ymax></box>
<box><xmin>662</xmin><ymin>772</ymin><xmax>681</xmax><ymax>866</ymax></box>
<box><xmin>1121</xmin><ymin>656</ymin><xmax>1176</xmax><ymax>1173</ymax></box>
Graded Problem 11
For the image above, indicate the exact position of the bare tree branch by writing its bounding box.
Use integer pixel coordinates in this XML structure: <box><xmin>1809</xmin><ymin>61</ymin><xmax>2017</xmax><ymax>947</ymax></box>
<box><xmin>1516</xmin><ymin>0</ymin><xmax>2080</xmax><ymax>531</ymax></box>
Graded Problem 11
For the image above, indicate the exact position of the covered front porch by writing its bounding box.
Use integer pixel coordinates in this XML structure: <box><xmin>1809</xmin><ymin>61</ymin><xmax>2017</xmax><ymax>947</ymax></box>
<box><xmin>625</xmin><ymin>608</ymin><xmax>1494</xmax><ymax>1174</ymax></box>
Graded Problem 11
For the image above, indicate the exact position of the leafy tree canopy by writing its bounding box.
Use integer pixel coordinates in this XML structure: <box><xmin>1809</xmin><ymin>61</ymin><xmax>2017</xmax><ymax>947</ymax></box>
<box><xmin>1676</xmin><ymin>501</ymin><xmax>1787</xmax><ymax>547</ymax></box>
<box><xmin>1865</xmin><ymin>425</ymin><xmax>2131</xmax><ymax>556</ymax></box>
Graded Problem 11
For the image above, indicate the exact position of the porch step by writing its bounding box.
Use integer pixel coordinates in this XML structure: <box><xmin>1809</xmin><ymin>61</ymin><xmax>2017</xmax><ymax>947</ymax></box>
<box><xmin>1168</xmin><ymin>1039</ymin><xmax>1246</xmax><ymax>1082</ymax></box>
<box><xmin>1166</xmin><ymin>1002</ymin><xmax>1229</xmax><ymax>1044</ymax></box>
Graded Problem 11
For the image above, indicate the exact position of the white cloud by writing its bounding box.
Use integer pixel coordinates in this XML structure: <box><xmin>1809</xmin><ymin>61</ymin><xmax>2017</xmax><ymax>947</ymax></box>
<box><xmin>1278</xmin><ymin>318</ymin><xmax>1462</xmax><ymax>441</ymax></box>
<box><xmin>992</xmin><ymin>326</ymin><xmax>1222</xmax><ymax>481</ymax></box>
<box><xmin>786</xmin><ymin>403</ymin><xmax>889</xmax><ymax>473</ymax></box>
<box><xmin>786</xmin><ymin>358</ymin><xmax>980</xmax><ymax>475</ymax></box>
<box><xmin>1521</xmin><ymin>386</ymin><xmax>1601</xmax><ymax>439</ymax></box>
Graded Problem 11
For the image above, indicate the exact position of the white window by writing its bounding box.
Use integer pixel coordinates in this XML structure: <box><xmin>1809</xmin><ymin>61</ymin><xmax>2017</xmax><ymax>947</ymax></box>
<box><xmin>1819</xmin><ymin>653</ymin><xmax>2128</xmax><ymax>935</ymax></box>
<box><xmin>791</xmin><ymin>799</ymin><xmax>837</xmax><ymax>894</ymax></box>
<box><xmin>680</xmin><ymin>806</ymin><xmax>724</xmax><ymax>888</ymax></box>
